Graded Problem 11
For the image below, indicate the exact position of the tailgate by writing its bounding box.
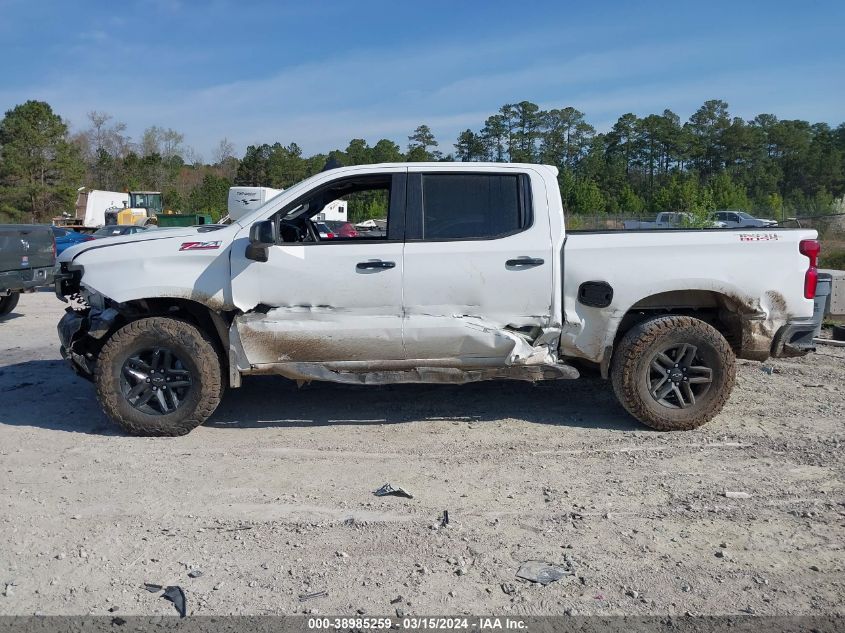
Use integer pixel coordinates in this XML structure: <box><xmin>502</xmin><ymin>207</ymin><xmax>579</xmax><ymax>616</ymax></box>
<box><xmin>0</xmin><ymin>225</ymin><xmax>55</xmax><ymax>271</ymax></box>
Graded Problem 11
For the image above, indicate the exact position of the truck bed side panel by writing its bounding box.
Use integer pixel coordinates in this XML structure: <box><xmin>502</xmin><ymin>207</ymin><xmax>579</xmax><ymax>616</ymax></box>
<box><xmin>560</xmin><ymin>229</ymin><xmax>817</xmax><ymax>363</ymax></box>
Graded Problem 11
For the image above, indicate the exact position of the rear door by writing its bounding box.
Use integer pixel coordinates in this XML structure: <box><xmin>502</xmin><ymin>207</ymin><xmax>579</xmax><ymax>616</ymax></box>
<box><xmin>401</xmin><ymin>168</ymin><xmax>553</xmax><ymax>362</ymax></box>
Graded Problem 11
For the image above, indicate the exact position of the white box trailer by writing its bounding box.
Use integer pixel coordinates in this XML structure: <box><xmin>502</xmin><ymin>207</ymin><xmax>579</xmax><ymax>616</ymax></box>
<box><xmin>227</xmin><ymin>187</ymin><xmax>284</xmax><ymax>222</ymax></box>
<box><xmin>227</xmin><ymin>187</ymin><xmax>348</xmax><ymax>223</ymax></box>
<box><xmin>313</xmin><ymin>199</ymin><xmax>348</xmax><ymax>222</ymax></box>
<box><xmin>68</xmin><ymin>189</ymin><xmax>130</xmax><ymax>229</ymax></box>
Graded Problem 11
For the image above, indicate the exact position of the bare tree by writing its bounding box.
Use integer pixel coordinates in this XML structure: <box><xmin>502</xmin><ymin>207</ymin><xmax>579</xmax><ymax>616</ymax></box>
<box><xmin>183</xmin><ymin>146</ymin><xmax>204</xmax><ymax>167</ymax></box>
<box><xmin>160</xmin><ymin>128</ymin><xmax>184</xmax><ymax>159</ymax></box>
<box><xmin>212</xmin><ymin>137</ymin><xmax>235</xmax><ymax>165</ymax></box>
<box><xmin>84</xmin><ymin>111</ymin><xmax>129</xmax><ymax>159</ymax></box>
<box><xmin>141</xmin><ymin>126</ymin><xmax>184</xmax><ymax>159</ymax></box>
<box><xmin>213</xmin><ymin>137</ymin><xmax>238</xmax><ymax>179</ymax></box>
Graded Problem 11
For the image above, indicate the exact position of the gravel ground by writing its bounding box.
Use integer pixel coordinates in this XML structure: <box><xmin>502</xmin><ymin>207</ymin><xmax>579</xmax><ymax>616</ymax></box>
<box><xmin>0</xmin><ymin>291</ymin><xmax>843</xmax><ymax>617</ymax></box>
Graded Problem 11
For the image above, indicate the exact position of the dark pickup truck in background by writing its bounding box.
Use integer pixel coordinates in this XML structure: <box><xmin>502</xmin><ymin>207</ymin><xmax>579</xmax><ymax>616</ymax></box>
<box><xmin>0</xmin><ymin>225</ymin><xmax>55</xmax><ymax>316</ymax></box>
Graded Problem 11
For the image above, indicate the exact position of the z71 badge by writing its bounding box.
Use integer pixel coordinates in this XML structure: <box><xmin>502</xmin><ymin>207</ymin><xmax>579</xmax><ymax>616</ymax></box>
<box><xmin>179</xmin><ymin>241</ymin><xmax>222</xmax><ymax>251</ymax></box>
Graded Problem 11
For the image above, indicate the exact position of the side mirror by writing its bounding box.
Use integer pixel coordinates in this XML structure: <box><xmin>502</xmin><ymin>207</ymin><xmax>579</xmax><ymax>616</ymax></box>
<box><xmin>249</xmin><ymin>220</ymin><xmax>277</xmax><ymax>246</ymax></box>
<box><xmin>246</xmin><ymin>220</ymin><xmax>277</xmax><ymax>262</ymax></box>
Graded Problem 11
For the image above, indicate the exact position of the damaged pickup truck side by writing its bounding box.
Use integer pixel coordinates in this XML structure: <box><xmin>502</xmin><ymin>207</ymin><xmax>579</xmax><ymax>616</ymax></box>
<box><xmin>55</xmin><ymin>163</ymin><xmax>824</xmax><ymax>436</ymax></box>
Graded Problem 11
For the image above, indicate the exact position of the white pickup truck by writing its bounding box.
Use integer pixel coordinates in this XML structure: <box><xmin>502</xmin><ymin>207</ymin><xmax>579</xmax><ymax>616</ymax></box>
<box><xmin>623</xmin><ymin>212</ymin><xmax>726</xmax><ymax>230</ymax></box>
<box><xmin>55</xmin><ymin>162</ymin><xmax>824</xmax><ymax>436</ymax></box>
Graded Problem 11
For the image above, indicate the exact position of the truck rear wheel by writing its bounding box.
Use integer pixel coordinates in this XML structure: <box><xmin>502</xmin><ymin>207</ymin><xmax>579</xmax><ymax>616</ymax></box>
<box><xmin>95</xmin><ymin>317</ymin><xmax>223</xmax><ymax>436</ymax></box>
<box><xmin>0</xmin><ymin>291</ymin><xmax>20</xmax><ymax>317</ymax></box>
<box><xmin>611</xmin><ymin>315</ymin><xmax>735</xmax><ymax>431</ymax></box>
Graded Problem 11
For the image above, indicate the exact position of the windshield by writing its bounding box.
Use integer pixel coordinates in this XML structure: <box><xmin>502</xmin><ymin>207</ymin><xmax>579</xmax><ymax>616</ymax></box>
<box><xmin>231</xmin><ymin>171</ymin><xmax>330</xmax><ymax>227</ymax></box>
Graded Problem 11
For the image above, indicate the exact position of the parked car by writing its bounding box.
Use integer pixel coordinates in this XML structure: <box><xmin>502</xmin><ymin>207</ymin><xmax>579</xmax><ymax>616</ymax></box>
<box><xmin>324</xmin><ymin>220</ymin><xmax>359</xmax><ymax>238</ymax></box>
<box><xmin>52</xmin><ymin>226</ymin><xmax>94</xmax><ymax>255</ymax></box>
<box><xmin>1</xmin><ymin>224</ymin><xmax>55</xmax><ymax>316</ymax></box>
<box><xmin>355</xmin><ymin>219</ymin><xmax>387</xmax><ymax>237</ymax></box>
<box><xmin>55</xmin><ymin>162</ymin><xmax>823</xmax><ymax>436</ymax></box>
<box><xmin>623</xmin><ymin>212</ymin><xmax>727</xmax><ymax>230</ymax></box>
<box><xmin>712</xmin><ymin>210</ymin><xmax>778</xmax><ymax>228</ymax></box>
<box><xmin>314</xmin><ymin>222</ymin><xmax>336</xmax><ymax>239</ymax></box>
<box><xmin>91</xmin><ymin>225</ymin><xmax>150</xmax><ymax>238</ymax></box>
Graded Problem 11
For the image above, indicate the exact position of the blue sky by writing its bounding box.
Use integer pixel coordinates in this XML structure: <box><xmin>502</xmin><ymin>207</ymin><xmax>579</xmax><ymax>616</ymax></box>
<box><xmin>1</xmin><ymin>0</ymin><xmax>843</xmax><ymax>160</ymax></box>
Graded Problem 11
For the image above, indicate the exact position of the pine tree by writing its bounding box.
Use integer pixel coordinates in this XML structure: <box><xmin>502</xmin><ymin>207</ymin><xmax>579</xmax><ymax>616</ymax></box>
<box><xmin>0</xmin><ymin>100</ymin><xmax>84</xmax><ymax>222</ymax></box>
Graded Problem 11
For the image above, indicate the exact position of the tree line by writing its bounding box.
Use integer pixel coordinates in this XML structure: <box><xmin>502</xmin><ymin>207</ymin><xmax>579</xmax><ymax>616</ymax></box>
<box><xmin>453</xmin><ymin>100</ymin><xmax>844</xmax><ymax>218</ymax></box>
<box><xmin>0</xmin><ymin>98</ymin><xmax>843</xmax><ymax>224</ymax></box>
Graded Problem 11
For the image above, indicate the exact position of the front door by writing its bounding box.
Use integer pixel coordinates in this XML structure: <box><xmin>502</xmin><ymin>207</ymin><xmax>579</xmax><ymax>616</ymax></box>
<box><xmin>230</xmin><ymin>171</ymin><xmax>407</xmax><ymax>366</ymax></box>
<box><xmin>401</xmin><ymin>168</ymin><xmax>554</xmax><ymax>363</ymax></box>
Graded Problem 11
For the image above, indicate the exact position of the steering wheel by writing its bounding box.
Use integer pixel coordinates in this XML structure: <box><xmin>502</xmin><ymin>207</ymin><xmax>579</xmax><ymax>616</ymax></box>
<box><xmin>279</xmin><ymin>220</ymin><xmax>303</xmax><ymax>243</ymax></box>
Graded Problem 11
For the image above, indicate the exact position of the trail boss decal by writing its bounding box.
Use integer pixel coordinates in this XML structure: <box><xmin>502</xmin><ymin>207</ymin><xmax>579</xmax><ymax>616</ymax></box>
<box><xmin>739</xmin><ymin>233</ymin><xmax>780</xmax><ymax>242</ymax></box>
<box><xmin>179</xmin><ymin>241</ymin><xmax>222</xmax><ymax>251</ymax></box>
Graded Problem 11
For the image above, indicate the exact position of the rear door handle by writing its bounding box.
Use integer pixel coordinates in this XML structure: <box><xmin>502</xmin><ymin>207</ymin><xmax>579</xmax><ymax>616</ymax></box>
<box><xmin>356</xmin><ymin>260</ymin><xmax>396</xmax><ymax>270</ymax></box>
<box><xmin>506</xmin><ymin>257</ymin><xmax>545</xmax><ymax>268</ymax></box>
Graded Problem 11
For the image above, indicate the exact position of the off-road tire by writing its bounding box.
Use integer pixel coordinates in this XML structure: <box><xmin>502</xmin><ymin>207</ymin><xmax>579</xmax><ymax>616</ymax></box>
<box><xmin>0</xmin><ymin>291</ymin><xmax>20</xmax><ymax>317</ymax></box>
<box><xmin>95</xmin><ymin>317</ymin><xmax>222</xmax><ymax>436</ymax></box>
<box><xmin>611</xmin><ymin>315</ymin><xmax>735</xmax><ymax>431</ymax></box>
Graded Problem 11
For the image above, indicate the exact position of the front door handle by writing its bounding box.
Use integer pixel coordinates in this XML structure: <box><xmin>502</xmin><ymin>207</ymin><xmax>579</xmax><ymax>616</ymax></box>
<box><xmin>506</xmin><ymin>257</ymin><xmax>545</xmax><ymax>268</ymax></box>
<box><xmin>356</xmin><ymin>260</ymin><xmax>396</xmax><ymax>270</ymax></box>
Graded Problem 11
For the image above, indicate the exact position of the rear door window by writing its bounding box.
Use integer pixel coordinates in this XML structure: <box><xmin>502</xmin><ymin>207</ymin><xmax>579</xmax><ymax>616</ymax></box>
<box><xmin>419</xmin><ymin>174</ymin><xmax>528</xmax><ymax>240</ymax></box>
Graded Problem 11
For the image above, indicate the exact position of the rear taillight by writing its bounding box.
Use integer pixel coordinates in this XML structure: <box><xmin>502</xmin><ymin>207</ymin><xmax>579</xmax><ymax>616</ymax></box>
<box><xmin>799</xmin><ymin>239</ymin><xmax>820</xmax><ymax>299</ymax></box>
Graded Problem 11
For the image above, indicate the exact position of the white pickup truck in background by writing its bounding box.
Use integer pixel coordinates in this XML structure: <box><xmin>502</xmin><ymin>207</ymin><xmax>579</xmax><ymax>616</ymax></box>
<box><xmin>55</xmin><ymin>162</ymin><xmax>824</xmax><ymax>436</ymax></box>
<box><xmin>712</xmin><ymin>210</ymin><xmax>779</xmax><ymax>228</ymax></box>
<box><xmin>623</xmin><ymin>211</ymin><xmax>727</xmax><ymax>230</ymax></box>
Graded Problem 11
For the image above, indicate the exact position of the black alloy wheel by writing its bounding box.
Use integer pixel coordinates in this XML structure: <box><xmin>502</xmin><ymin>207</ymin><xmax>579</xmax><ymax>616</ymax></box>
<box><xmin>647</xmin><ymin>343</ymin><xmax>714</xmax><ymax>409</ymax></box>
<box><xmin>120</xmin><ymin>347</ymin><xmax>193</xmax><ymax>415</ymax></box>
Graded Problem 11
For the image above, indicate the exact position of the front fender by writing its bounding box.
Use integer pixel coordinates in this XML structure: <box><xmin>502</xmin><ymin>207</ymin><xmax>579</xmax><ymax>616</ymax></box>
<box><xmin>62</xmin><ymin>230</ymin><xmax>237</xmax><ymax>313</ymax></box>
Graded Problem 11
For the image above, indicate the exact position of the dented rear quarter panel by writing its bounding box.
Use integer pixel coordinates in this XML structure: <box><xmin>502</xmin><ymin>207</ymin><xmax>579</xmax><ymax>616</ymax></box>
<box><xmin>560</xmin><ymin>229</ymin><xmax>818</xmax><ymax>363</ymax></box>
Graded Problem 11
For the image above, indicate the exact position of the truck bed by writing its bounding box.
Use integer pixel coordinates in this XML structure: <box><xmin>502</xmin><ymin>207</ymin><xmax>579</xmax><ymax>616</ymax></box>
<box><xmin>561</xmin><ymin>227</ymin><xmax>818</xmax><ymax>364</ymax></box>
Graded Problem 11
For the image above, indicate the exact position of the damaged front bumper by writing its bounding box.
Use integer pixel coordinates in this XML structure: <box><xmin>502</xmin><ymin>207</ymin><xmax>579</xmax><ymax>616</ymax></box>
<box><xmin>54</xmin><ymin>261</ymin><xmax>82</xmax><ymax>301</ymax></box>
<box><xmin>57</xmin><ymin>307</ymin><xmax>120</xmax><ymax>380</ymax></box>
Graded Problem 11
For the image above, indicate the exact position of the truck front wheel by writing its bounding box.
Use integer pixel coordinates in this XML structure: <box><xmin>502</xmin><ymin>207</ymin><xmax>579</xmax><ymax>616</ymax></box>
<box><xmin>611</xmin><ymin>315</ymin><xmax>735</xmax><ymax>431</ymax></box>
<box><xmin>95</xmin><ymin>317</ymin><xmax>223</xmax><ymax>436</ymax></box>
<box><xmin>0</xmin><ymin>291</ymin><xmax>20</xmax><ymax>317</ymax></box>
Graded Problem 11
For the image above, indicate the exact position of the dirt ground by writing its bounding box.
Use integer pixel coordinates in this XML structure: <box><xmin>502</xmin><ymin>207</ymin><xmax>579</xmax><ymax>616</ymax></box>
<box><xmin>0</xmin><ymin>291</ymin><xmax>843</xmax><ymax>617</ymax></box>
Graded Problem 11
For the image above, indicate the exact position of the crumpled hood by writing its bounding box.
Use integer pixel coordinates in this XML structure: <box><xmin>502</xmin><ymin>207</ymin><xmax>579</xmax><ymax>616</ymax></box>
<box><xmin>59</xmin><ymin>226</ymin><xmax>225</xmax><ymax>263</ymax></box>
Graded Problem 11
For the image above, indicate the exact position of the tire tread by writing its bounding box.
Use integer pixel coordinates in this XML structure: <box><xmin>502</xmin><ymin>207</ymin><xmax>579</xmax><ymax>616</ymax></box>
<box><xmin>611</xmin><ymin>315</ymin><xmax>735</xmax><ymax>431</ymax></box>
<box><xmin>94</xmin><ymin>317</ymin><xmax>222</xmax><ymax>436</ymax></box>
<box><xmin>0</xmin><ymin>291</ymin><xmax>20</xmax><ymax>317</ymax></box>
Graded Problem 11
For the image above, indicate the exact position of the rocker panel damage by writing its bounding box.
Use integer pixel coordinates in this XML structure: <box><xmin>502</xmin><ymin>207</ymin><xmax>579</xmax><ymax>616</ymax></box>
<box><xmin>230</xmin><ymin>305</ymin><xmax>574</xmax><ymax>385</ymax></box>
